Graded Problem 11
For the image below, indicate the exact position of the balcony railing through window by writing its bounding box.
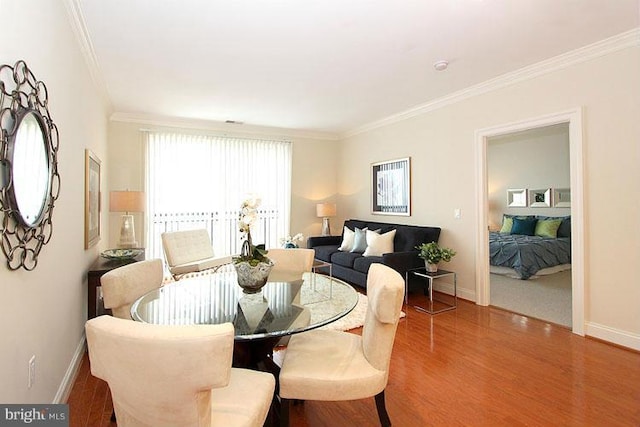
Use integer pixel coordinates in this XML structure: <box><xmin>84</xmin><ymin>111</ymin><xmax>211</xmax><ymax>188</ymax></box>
<box><xmin>148</xmin><ymin>209</ymin><xmax>280</xmax><ymax>262</ymax></box>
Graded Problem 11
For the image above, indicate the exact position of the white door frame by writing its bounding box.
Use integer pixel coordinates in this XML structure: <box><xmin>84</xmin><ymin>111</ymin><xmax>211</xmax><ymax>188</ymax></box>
<box><xmin>474</xmin><ymin>108</ymin><xmax>585</xmax><ymax>336</ymax></box>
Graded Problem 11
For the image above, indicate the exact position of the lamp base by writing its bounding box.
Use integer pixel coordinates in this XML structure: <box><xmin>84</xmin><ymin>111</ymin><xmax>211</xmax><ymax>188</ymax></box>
<box><xmin>321</xmin><ymin>217</ymin><xmax>331</xmax><ymax>236</ymax></box>
<box><xmin>117</xmin><ymin>214</ymin><xmax>139</xmax><ymax>248</ymax></box>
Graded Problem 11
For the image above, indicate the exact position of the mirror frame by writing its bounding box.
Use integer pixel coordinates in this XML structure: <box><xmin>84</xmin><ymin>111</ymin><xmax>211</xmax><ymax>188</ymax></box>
<box><xmin>0</xmin><ymin>60</ymin><xmax>60</xmax><ymax>271</ymax></box>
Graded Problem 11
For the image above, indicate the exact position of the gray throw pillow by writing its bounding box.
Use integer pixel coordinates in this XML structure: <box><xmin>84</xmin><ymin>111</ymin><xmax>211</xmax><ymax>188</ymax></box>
<box><xmin>350</xmin><ymin>227</ymin><xmax>368</xmax><ymax>253</ymax></box>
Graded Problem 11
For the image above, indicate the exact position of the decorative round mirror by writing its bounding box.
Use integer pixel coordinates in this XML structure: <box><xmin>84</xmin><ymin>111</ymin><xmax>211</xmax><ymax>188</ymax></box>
<box><xmin>8</xmin><ymin>109</ymin><xmax>51</xmax><ymax>227</ymax></box>
<box><xmin>0</xmin><ymin>60</ymin><xmax>60</xmax><ymax>270</ymax></box>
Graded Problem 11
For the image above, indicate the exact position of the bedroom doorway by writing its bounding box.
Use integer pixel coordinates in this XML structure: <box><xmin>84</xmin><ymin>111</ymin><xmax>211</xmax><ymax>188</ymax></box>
<box><xmin>475</xmin><ymin>109</ymin><xmax>585</xmax><ymax>336</ymax></box>
<box><xmin>487</xmin><ymin>124</ymin><xmax>572</xmax><ymax>327</ymax></box>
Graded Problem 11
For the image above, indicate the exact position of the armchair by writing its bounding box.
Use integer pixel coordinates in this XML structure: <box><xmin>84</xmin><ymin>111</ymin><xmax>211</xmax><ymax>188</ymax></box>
<box><xmin>161</xmin><ymin>229</ymin><xmax>232</xmax><ymax>280</ymax></box>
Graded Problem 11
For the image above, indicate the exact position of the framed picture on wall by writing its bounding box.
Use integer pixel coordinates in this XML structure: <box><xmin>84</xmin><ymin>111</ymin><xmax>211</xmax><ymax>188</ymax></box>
<box><xmin>84</xmin><ymin>149</ymin><xmax>101</xmax><ymax>249</ymax></box>
<box><xmin>507</xmin><ymin>189</ymin><xmax>528</xmax><ymax>207</ymax></box>
<box><xmin>528</xmin><ymin>188</ymin><xmax>552</xmax><ymax>208</ymax></box>
<box><xmin>553</xmin><ymin>188</ymin><xmax>571</xmax><ymax>207</ymax></box>
<box><xmin>371</xmin><ymin>157</ymin><xmax>411</xmax><ymax>216</ymax></box>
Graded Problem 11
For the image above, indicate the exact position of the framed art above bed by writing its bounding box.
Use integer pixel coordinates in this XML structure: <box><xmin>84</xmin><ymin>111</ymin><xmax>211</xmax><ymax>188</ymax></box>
<box><xmin>528</xmin><ymin>188</ymin><xmax>552</xmax><ymax>207</ymax></box>
<box><xmin>507</xmin><ymin>188</ymin><xmax>527</xmax><ymax>207</ymax></box>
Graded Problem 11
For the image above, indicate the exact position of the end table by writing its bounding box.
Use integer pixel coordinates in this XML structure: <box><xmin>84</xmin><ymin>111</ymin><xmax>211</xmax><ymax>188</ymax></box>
<box><xmin>405</xmin><ymin>268</ymin><xmax>457</xmax><ymax>314</ymax></box>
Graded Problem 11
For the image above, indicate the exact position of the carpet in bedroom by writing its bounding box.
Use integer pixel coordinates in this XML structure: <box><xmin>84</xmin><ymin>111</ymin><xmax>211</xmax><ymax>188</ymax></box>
<box><xmin>490</xmin><ymin>270</ymin><xmax>572</xmax><ymax>328</ymax></box>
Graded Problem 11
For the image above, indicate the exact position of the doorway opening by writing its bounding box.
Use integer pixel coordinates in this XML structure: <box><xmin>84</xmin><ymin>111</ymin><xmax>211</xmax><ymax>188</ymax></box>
<box><xmin>475</xmin><ymin>109</ymin><xmax>585</xmax><ymax>336</ymax></box>
<box><xmin>487</xmin><ymin>124</ymin><xmax>572</xmax><ymax>327</ymax></box>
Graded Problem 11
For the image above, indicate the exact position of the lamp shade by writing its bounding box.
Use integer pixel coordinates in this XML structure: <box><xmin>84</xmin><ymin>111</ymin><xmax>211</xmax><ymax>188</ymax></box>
<box><xmin>316</xmin><ymin>203</ymin><xmax>336</xmax><ymax>218</ymax></box>
<box><xmin>110</xmin><ymin>191</ymin><xmax>145</xmax><ymax>213</ymax></box>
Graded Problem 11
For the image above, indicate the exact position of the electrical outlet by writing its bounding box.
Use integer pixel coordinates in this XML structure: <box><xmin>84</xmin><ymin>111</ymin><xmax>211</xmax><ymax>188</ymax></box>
<box><xmin>454</xmin><ymin>208</ymin><xmax>461</xmax><ymax>219</ymax></box>
<box><xmin>28</xmin><ymin>355</ymin><xmax>35</xmax><ymax>389</ymax></box>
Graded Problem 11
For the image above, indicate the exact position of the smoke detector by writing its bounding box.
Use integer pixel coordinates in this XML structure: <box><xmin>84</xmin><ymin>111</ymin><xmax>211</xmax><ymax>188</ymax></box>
<box><xmin>433</xmin><ymin>60</ymin><xmax>449</xmax><ymax>71</ymax></box>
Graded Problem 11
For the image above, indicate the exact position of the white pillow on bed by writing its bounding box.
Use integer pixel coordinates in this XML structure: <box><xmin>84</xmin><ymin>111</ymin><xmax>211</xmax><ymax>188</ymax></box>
<box><xmin>363</xmin><ymin>229</ymin><xmax>396</xmax><ymax>257</ymax></box>
<box><xmin>338</xmin><ymin>227</ymin><xmax>355</xmax><ymax>251</ymax></box>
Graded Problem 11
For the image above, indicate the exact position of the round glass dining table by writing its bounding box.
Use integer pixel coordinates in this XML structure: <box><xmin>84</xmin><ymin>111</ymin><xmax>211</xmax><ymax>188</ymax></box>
<box><xmin>130</xmin><ymin>268</ymin><xmax>358</xmax><ymax>368</ymax></box>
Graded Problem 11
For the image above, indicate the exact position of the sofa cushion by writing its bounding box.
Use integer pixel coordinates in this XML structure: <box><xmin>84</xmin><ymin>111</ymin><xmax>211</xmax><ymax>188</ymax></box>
<box><xmin>330</xmin><ymin>251</ymin><xmax>362</xmax><ymax>268</ymax></box>
<box><xmin>314</xmin><ymin>245</ymin><xmax>339</xmax><ymax>263</ymax></box>
<box><xmin>353</xmin><ymin>256</ymin><xmax>382</xmax><ymax>274</ymax></box>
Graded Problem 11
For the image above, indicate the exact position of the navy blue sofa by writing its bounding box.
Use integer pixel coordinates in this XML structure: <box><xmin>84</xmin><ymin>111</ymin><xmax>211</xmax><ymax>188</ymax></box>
<box><xmin>307</xmin><ymin>219</ymin><xmax>441</xmax><ymax>289</ymax></box>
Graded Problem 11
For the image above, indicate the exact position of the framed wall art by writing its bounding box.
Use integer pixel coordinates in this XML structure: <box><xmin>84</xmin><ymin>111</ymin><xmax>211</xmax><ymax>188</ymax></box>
<box><xmin>506</xmin><ymin>189</ymin><xmax>528</xmax><ymax>207</ymax></box>
<box><xmin>528</xmin><ymin>188</ymin><xmax>552</xmax><ymax>208</ymax></box>
<box><xmin>371</xmin><ymin>157</ymin><xmax>411</xmax><ymax>216</ymax></box>
<box><xmin>84</xmin><ymin>149</ymin><xmax>101</xmax><ymax>249</ymax></box>
<box><xmin>553</xmin><ymin>188</ymin><xmax>571</xmax><ymax>207</ymax></box>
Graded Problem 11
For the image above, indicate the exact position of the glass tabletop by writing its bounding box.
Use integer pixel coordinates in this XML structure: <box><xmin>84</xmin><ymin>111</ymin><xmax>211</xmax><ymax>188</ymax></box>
<box><xmin>131</xmin><ymin>269</ymin><xmax>358</xmax><ymax>341</ymax></box>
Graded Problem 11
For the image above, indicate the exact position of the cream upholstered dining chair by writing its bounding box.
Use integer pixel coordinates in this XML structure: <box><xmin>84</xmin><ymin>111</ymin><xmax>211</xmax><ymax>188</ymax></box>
<box><xmin>85</xmin><ymin>315</ymin><xmax>275</xmax><ymax>427</ymax></box>
<box><xmin>266</xmin><ymin>248</ymin><xmax>315</xmax><ymax>282</ymax></box>
<box><xmin>161</xmin><ymin>229</ymin><xmax>232</xmax><ymax>280</ymax></box>
<box><xmin>101</xmin><ymin>259</ymin><xmax>164</xmax><ymax>319</ymax></box>
<box><xmin>278</xmin><ymin>263</ymin><xmax>404</xmax><ymax>427</ymax></box>
<box><xmin>267</xmin><ymin>248</ymin><xmax>316</xmax><ymax>346</ymax></box>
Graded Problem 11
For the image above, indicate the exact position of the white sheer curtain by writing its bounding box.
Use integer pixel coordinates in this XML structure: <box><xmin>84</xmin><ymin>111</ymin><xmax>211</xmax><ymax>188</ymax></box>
<box><xmin>144</xmin><ymin>131</ymin><xmax>292</xmax><ymax>260</ymax></box>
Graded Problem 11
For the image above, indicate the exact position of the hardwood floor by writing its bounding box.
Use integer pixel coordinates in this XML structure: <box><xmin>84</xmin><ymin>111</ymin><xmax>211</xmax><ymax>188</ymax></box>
<box><xmin>68</xmin><ymin>295</ymin><xmax>640</xmax><ymax>427</ymax></box>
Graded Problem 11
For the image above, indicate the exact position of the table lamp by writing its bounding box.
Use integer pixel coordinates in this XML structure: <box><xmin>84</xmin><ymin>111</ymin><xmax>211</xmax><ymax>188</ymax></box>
<box><xmin>316</xmin><ymin>203</ymin><xmax>336</xmax><ymax>236</ymax></box>
<box><xmin>109</xmin><ymin>190</ymin><xmax>145</xmax><ymax>248</ymax></box>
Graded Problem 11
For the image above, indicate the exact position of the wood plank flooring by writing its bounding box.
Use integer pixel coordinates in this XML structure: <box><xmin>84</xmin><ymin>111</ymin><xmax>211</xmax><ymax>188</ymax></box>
<box><xmin>68</xmin><ymin>295</ymin><xmax>640</xmax><ymax>427</ymax></box>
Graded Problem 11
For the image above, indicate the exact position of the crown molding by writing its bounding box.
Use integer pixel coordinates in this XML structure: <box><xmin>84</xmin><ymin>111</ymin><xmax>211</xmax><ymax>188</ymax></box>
<box><xmin>343</xmin><ymin>27</ymin><xmax>640</xmax><ymax>139</ymax></box>
<box><xmin>62</xmin><ymin>0</ymin><xmax>113</xmax><ymax>112</ymax></box>
<box><xmin>110</xmin><ymin>112</ymin><xmax>340</xmax><ymax>141</ymax></box>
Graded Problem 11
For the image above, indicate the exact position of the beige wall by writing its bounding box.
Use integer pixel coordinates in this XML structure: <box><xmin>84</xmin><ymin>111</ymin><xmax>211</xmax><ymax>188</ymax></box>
<box><xmin>487</xmin><ymin>123</ymin><xmax>571</xmax><ymax>229</ymax></box>
<box><xmin>107</xmin><ymin>121</ymin><xmax>340</xmax><ymax>249</ymax></box>
<box><xmin>0</xmin><ymin>0</ymin><xmax>110</xmax><ymax>402</ymax></box>
<box><xmin>339</xmin><ymin>45</ymin><xmax>640</xmax><ymax>345</ymax></box>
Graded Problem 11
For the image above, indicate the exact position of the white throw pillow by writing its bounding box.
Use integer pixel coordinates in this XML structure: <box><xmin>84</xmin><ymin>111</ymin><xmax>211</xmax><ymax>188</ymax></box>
<box><xmin>363</xmin><ymin>229</ymin><xmax>396</xmax><ymax>257</ymax></box>
<box><xmin>338</xmin><ymin>227</ymin><xmax>355</xmax><ymax>251</ymax></box>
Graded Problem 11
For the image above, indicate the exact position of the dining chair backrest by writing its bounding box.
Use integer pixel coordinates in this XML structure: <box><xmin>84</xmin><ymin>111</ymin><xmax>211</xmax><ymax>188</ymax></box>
<box><xmin>267</xmin><ymin>248</ymin><xmax>315</xmax><ymax>279</ymax></box>
<box><xmin>86</xmin><ymin>315</ymin><xmax>234</xmax><ymax>427</ymax></box>
<box><xmin>101</xmin><ymin>259</ymin><xmax>164</xmax><ymax>319</ymax></box>
<box><xmin>361</xmin><ymin>263</ymin><xmax>405</xmax><ymax>376</ymax></box>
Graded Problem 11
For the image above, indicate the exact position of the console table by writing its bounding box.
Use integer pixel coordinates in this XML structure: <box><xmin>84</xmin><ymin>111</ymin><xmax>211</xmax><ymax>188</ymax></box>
<box><xmin>87</xmin><ymin>253</ymin><xmax>145</xmax><ymax>319</ymax></box>
<box><xmin>405</xmin><ymin>268</ymin><xmax>457</xmax><ymax>314</ymax></box>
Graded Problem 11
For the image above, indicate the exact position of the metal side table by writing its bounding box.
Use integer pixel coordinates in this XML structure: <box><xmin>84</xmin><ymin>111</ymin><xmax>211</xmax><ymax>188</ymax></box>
<box><xmin>405</xmin><ymin>268</ymin><xmax>457</xmax><ymax>314</ymax></box>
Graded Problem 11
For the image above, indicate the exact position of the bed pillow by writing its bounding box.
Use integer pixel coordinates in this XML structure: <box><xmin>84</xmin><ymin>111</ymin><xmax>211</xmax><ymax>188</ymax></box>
<box><xmin>499</xmin><ymin>214</ymin><xmax>535</xmax><ymax>234</ymax></box>
<box><xmin>511</xmin><ymin>217</ymin><xmax>538</xmax><ymax>236</ymax></box>
<box><xmin>499</xmin><ymin>217</ymin><xmax>514</xmax><ymax>233</ymax></box>
<box><xmin>557</xmin><ymin>216</ymin><xmax>571</xmax><ymax>238</ymax></box>
<box><xmin>534</xmin><ymin>219</ymin><xmax>562</xmax><ymax>238</ymax></box>
<box><xmin>338</xmin><ymin>227</ymin><xmax>355</xmax><ymax>251</ymax></box>
<box><xmin>350</xmin><ymin>227</ymin><xmax>370</xmax><ymax>253</ymax></box>
<box><xmin>363</xmin><ymin>229</ymin><xmax>396</xmax><ymax>257</ymax></box>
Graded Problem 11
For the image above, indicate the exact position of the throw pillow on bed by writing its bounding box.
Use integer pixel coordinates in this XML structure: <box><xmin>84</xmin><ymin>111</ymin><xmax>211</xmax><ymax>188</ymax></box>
<box><xmin>363</xmin><ymin>229</ymin><xmax>396</xmax><ymax>257</ymax></box>
<box><xmin>510</xmin><ymin>217</ymin><xmax>538</xmax><ymax>236</ymax></box>
<box><xmin>338</xmin><ymin>227</ymin><xmax>355</xmax><ymax>251</ymax></box>
<box><xmin>534</xmin><ymin>218</ymin><xmax>562</xmax><ymax>238</ymax></box>
<box><xmin>499</xmin><ymin>217</ymin><xmax>514</xmax><ymax>233</ymax></box>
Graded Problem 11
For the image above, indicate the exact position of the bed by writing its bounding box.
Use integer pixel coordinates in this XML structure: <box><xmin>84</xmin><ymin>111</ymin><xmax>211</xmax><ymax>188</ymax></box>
<box><xmin>489</xmin><ymin>215</ymin><xmax>571</xmax><ymax>280</ymax></box>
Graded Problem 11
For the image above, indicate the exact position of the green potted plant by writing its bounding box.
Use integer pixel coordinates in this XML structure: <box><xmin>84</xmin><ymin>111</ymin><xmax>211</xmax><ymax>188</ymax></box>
<box><xmin>416</xmin><ymin>242</ymin><xmax>456</xmax><ymax>273</ymax></box>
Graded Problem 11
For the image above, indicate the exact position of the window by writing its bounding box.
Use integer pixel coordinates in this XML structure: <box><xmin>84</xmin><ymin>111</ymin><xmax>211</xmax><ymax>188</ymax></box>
<box><xmin>144</xmin><ymin>131</ymin><xmax>292</xmax><ymax>260</ymax></box>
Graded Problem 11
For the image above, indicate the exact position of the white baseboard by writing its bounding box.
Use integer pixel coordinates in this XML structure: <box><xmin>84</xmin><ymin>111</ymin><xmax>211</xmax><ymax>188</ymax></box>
<box><xmin>585</xmin><ymin>322</ymin><xmax>640</xmax><ymax>352</ymax></box>
<box><xmin>53</xmin><ymin>335</ymin><xmax>86</xmax><ymax>404</ymax></box>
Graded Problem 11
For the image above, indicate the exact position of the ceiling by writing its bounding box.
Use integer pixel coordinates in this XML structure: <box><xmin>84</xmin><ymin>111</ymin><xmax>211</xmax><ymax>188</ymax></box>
<box><xmin>76</xmin><ymin>0</ymin><xmax>639</xmax><ymax>136</ymax></box>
